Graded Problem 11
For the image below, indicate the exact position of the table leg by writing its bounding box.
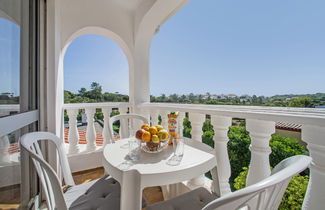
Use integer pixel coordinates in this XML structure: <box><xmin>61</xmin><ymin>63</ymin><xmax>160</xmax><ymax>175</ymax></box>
<box><xmin>120</xmin><ymin>170</ymin><xmax>142</xmax><ymax>210</ymax></box>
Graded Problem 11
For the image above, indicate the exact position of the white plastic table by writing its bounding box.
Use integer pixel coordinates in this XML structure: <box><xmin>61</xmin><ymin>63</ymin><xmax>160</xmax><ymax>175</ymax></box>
<box><xmin>102</xmin><ymin>138</ymin><xmax>217</xmax><ymax>210</ymax></box>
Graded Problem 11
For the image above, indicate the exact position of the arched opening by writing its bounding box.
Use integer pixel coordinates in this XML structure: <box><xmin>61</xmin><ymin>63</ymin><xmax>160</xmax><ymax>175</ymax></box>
<box><xmin>63</xmin><ymin>34</ymin><xmax>129</xmax><ymax>103</ymax></box>
<box><xmin>62</xmin><ymin>33</ymin><xmax>129</xmax><ymax>147</ymax></box>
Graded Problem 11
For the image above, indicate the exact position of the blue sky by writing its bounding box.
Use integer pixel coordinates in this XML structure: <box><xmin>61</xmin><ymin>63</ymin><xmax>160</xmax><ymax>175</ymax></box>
<box><xmin>0</xmin><ymin>18</ymin><xmax>20</xmax><ymax>96</ymax></box>
<box><xmin>1</xmin><ymin>0</ymin><xmax>325</xmax><ymax>97</ymax></box>
<box><xmin>64</xmin><ymin>35</ymin><xmax>129</xmax><ymax>94</ymax></box>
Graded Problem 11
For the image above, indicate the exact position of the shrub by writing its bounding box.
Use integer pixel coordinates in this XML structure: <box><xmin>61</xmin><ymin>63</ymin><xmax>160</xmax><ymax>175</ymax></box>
<box><xmin>270</xmin><ymin>134</ymin><xmax>307</xmax><ymax>167</ymax></box>
<box><xmin>227</xmin><ymin>126</ymin><xmax>251</xmax><ymax>185</ymax></box>
<box><xmin>234</xmin><ymin>167</ymin><xmax>309</xmax><ymax>209</ymax></box>
<box><xmin>202</xmin><ymin>120</ymin><xmax>214</xmax><ymax>148</ymax></box>
<box><xmin>183</xmin><ymin>117</ymin><xmax>192</xmax><ymax>138</ymax></box>
<box><xmin>199</xmin><ymin>125</ymin><xmax>307</xmax><ymax>187</ymax></box>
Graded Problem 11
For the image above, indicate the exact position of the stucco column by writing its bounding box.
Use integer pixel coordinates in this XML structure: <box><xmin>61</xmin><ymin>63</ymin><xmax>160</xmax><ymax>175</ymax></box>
<box><xmin>302</xmin><ymin>125</ymin><xmax>325</xmax><ymax>210</ymax></box>
<box><xmin>131</xmin><ymin>38</ymin><xmax>151</xmax><ymax>109</ymax></box>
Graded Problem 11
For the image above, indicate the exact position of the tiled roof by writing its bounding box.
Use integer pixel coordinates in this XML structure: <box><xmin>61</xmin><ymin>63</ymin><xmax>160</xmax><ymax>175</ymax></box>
<box><xmin>64</xmin><ymin>128</ymin><xmax>105</xmax><ymax>146</ymax></box>
<box><xmin>276</xmin><ymin>122</ymin><xmax>302</xmax><ymax>132</ymax></box>
<box><xmin>7</xmin><ymin>129</ymin><xmax>109</xmax><ymax>155</ymax></box>
<box><xmin>8</xmin><ymin>142</ymin><xmax>19</xmax><ymax>154</ymax></box>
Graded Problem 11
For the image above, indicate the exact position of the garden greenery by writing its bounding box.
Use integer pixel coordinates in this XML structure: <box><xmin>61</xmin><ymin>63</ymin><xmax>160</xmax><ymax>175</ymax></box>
<box><xmin>234</xmin><ymin>167</ymin><xmax>309</xmax><ymax>209</ymax></box>
<box><xmin>182</xmin><ymin>117</ymin><xmax>309</xmax><ymax>209</ymax></box>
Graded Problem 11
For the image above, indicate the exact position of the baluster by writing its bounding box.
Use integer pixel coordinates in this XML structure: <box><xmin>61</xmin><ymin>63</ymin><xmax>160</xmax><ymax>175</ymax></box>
<box><xmin>119</xmin><ymin>107</ymin><xmax>129</xmax><ymax>138</ymax></box>
<box><xmin>102</xmin><ymin>107</ymin><xmax>112</xmax><ymax>145</ymax></box>
<box><xmin>0</xmin><ymin>135</ymin><xmax>10</xmax><ymax>164</ymax></box>
<box><xmin>301</xmin><ymin>125</ymin><xmax>325</xmax><ymax>209</ymax></box>
<box><xmin>246</xmin><ymin>119</ymin><xmax>275</xmax><ymax>186</ymax></box>
<box><xmin>210</xmin><ymin>115</ymin><xmax>232</xmax><ymax>196</ymax></box>
<box><xmin>66</xmin><ymin>109</ymin><xmax>80</xmax><ymax>154</ymax></box>
<box><xmin>187</xmin><ymin>112</ymin><xmax>206</xmax><ymax>187</ymax></box>
<box><xmin>150</xmin><ymin>110</ymin><xmax>159</xmax><ymax>126</ymax></box>
<box><xmin>85</xmin><ymin>108</ymin><xmax>96</xmax><ymax>151</ymax></box>
<box><xmin>160</xmin><ymin>110</ymin><xmax>169</xmax><ymax>129</ymax></box>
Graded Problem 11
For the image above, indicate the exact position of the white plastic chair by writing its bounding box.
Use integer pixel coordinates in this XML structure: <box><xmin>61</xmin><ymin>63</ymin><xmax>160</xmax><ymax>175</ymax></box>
<box><xmin>147</xmin><ymin>155</ymin><xmax>311</xmax><ymax>210</ymax></box>
<box><xmin>20</xmin><ymin>132</ymin><xmax>122</xmax><ymax>210</ymax></box>
<box><xmin>108</xmin><ymin>114</ymin><xmax>149</xmax><ymax>142</ymax></box>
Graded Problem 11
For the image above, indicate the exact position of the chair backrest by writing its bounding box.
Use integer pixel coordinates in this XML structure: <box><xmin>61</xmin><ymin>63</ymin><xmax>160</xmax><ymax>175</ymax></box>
<box><xmin>109</xmin><ymin>114</ymin><xmax>149</xmax><ymax>142</ymax></box>
<box><xmin>202</xmin><ymin>155</ymin><xmax>311</xmax><ymax>210</ymax></box>
<box><xmin>20</xmin><ymin>132</ymin><xmax>75</xmax><ymax>210</ymax></box>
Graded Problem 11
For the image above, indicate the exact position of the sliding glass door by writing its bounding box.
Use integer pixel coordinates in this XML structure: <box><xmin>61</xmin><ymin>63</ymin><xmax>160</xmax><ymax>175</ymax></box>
<box><xmin>0</xmin><ymin>0</ymin><xmax>44</xmax><ymax>208</ymax></box>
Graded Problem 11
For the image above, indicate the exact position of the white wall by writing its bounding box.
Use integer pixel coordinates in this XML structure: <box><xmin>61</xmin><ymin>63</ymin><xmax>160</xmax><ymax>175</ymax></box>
<box><xmin>46</xmin><ymin>0</ymin><xmax>190</xmax><ymax>135</ymax></box>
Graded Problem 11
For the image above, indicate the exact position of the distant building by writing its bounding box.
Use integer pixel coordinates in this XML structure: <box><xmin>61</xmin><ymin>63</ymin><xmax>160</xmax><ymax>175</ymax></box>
<box><xmin>227</xmin><ymin>94</ymin><xmax>237</xmax><ymax>98</ymax></box>
<box><xmin>315</xmin><ymin>106</ymin><xmax>325</xmax><ymax>108</ymax></box>
<box><xmin>1</xmin><ymin>92</ymin><xmax>14</xmax><ymax>97</ymax></box>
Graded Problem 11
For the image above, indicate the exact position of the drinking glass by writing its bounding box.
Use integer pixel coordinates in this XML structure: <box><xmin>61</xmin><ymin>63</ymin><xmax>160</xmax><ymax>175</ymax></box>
<box><xmin>120</xmin><ymin>126</ymin><xmax>136</xmax><ymax>149</ymax></box>
<box><xmin>174</xmin><ymin>138</ymin><xmax>184</xmax><ymax>159</ymax></box>
<box><xmin>167</xmin><ymin>138</ymin><xmax>184</xmax><ymax>166</ymax></box>
<box><xmin>128</xmin><ymin>138</ymin><xmax>140</xmax><ymax>161</ymax></box>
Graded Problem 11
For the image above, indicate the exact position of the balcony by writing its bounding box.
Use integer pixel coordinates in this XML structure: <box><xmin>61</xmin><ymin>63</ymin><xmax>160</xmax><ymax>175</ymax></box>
<box><xmin>61</xmin><ymin>101</ymin><xmax>325</xmax><ymax>209</ymax></box>
<box><xmin>1</xmin><ymin>0</ymin><xmax>325</xmax><ymax>209</ymax></box>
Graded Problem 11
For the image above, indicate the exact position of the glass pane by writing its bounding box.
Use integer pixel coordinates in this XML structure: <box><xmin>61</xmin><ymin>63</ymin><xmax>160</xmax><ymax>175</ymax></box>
<box><xmin>0</xmin><ymin>127</ymin><xmax>22</xmax><ymax>208</ymax></box>
<box><xmin>0</xmin><ymin>1</ymin><xmax>41</xmax><ymax>209</ymax></box>
<box><xmin>0</xmin><ymin>3</ymin><xmax>21</xmax><ymax>117</ymax></box>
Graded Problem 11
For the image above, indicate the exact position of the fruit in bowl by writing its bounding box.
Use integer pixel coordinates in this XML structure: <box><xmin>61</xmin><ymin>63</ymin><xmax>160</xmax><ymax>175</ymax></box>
<box><xmin>135</xmin><ymin>124</ymin><xmax>169</xmax><ymax>152</ymax></box>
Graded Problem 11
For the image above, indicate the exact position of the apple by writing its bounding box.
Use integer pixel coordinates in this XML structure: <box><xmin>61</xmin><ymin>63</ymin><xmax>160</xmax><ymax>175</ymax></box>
<box><xmin>135</xmin><ymin>129</ymin><xmax>146</xmax><ymax>140</ymax></box>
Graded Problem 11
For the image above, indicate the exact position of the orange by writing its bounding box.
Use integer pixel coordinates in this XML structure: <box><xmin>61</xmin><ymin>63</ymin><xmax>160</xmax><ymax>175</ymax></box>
<box><xmin>142</xmin><ymin>131</ymin><xmax>151</xmax><ymax>142</ymax></box>
<box><xmin>149</xmin><ymin>126</ymin><xmax>158</xmax><ymax>135</ymax></box>
<box><xmin>141</xmin><ymin>124</ymin><xmax>150</xmax><ymax>129</ymax></box>
<box><xmin>141</xmin><ymin>124</ymin><xmax>150</xmax><ymax>131</ymax></box>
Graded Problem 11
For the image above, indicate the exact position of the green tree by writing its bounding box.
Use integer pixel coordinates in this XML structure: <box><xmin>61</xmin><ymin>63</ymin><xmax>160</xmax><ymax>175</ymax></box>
<box><xmin>288</xmin><ymin>97</ymin><xmax>313</xmax><ymax>108</ymax></box>
<box><xmin>89</xmin><ymin>82</ymin><xmax>103</xmax><ymax>101</ymax></box>
<box><xmin>78</xmin><ymin>87</ymin><xmax>88</xmax><ymax>98</ymax></box>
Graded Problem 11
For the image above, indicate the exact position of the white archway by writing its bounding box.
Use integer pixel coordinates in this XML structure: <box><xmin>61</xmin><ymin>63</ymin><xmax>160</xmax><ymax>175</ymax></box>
<box><xmin>60</xmin><ymin>26</ymin><xmax>133</xmax><ymax>100</ymax></box>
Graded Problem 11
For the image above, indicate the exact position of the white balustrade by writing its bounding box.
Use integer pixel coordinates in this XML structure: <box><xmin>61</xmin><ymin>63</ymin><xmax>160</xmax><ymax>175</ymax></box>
<box><xmin>210</xmin><ymin>115</ymin><xmax>232</xmax><ymax>195</ymax></box>
<box><xmin>102</xmin><ymin>107</ymin><xmax>112</xmax><ymax>145</ymax></box>
<box><xmin>85</xmin><ymin>108</ymin><xmax>97</xmax><ymax>151</ymax></box>
<box><xmin>138</xmin><ymin>102</ymin><xmax>325</xmax><ymax>207</ymax></box>
<box><xmin>246</xmin><ymin>119</ymin><xmax>275</xmax><ymax>186</ymax></box>
<box><xmin>66</xmin><ymin>109</ymin><xmax>80</xmax><ymax>154</ymax></box>
<box><xmin>187</xmin><ymin>112</ymin><xmax>206</xmax><ymax>188</ymax></box>
<box><xmin>63</xmin><ymin>103</ymin><xmax>130</xmax><ymax>154</ymax></box>
<box><xmin>0</xmin><ymin>135</ymin><xmax>10</xmax><ymax>164</ymax></box>
<box><xmin>61</xmin><ymin>102</ymin><xmax>325</xmax><ymax>208</ymax></box>
<box><xmin>302</xmin><ymin>125</ymin><xmax>325</xmax><ymax>210</ymax></box>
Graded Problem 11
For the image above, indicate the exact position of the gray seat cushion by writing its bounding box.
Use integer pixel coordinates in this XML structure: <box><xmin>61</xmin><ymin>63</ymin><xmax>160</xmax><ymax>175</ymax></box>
<box><xmin>146</xmin><ymin>187</ymin><xmax>217</xmax><ymax>210</ymax></box>
<box><xmin>64</xmin><ymin>175</ymin><xmax>147</xmax><ymax>210</ymax></box>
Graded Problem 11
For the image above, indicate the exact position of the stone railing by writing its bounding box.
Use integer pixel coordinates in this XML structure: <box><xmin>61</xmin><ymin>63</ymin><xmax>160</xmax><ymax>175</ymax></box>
<box><xmin>62</xmin><ymin>102</ymin><xmax>130</xmax><ymax>155</ymax></box>
<box><xmin>137</xmin><ymin>102</ymin><xmax>325</xmax><ymax>209</ymax></box>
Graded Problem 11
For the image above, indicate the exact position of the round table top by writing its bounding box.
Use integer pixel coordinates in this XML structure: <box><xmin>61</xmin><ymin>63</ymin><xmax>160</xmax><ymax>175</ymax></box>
<box><xmin>102</xmin><ymin>138</ymin><xmax>217</xmax><ymax>187</ymax></box>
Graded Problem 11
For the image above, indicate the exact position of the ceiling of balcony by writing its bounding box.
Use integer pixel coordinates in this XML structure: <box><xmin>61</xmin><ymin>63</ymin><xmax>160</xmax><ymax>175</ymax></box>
<box><xmin>113</xmin><ymin>0</ymin><xmax>147</xmax><ymax>11</ymax></box>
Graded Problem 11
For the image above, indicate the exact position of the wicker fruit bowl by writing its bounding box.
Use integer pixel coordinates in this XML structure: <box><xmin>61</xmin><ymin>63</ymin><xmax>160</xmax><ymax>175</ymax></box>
<box><xmin>135</xmin><ymin>124</ymin><xmax>169</xmax><ymax>153</ymax></box>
